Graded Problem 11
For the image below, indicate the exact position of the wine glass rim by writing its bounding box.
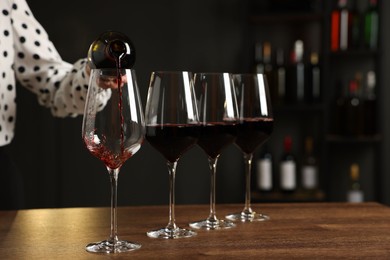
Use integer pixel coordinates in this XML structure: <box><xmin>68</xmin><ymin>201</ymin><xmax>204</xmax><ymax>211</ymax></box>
<box><xmin>91</xmin><ymin>68</ymin><xmax>136</xmax><ymax>72</ymax></box>
<box><xmin>193</xmin><ymin>72</ymin><xmax>230</xmax><ymax>75</ymax></box>
<box><xmin>233</xmin><ymin>73</ymin><xmax>266</xmax><ymax>76</ymax></box>
<box><xmin>152</xmin><ymin>70</ymin><xmax>192</xmax><ymax>74</ymax></box>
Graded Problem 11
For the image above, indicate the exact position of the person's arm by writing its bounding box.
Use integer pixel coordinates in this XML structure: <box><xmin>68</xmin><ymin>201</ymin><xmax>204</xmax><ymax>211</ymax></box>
<box><xmin>11</xmin><ymin>0</ymin><xmax>90</xmax><ymax>117</ymax></box>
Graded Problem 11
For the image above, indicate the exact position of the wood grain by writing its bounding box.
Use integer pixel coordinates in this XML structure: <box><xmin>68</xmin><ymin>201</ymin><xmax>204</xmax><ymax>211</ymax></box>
<box><xmin>1</xmin><ymin>203</ymin><xmax>390</xmax><ymax>259</ymax></box>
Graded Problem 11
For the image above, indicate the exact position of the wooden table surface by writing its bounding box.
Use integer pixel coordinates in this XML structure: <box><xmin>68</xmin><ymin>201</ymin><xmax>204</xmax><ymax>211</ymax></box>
<box><xmin>1</xmin><ymin>202</ymin><xmax>390</xmax><ymax>259</ymax></box>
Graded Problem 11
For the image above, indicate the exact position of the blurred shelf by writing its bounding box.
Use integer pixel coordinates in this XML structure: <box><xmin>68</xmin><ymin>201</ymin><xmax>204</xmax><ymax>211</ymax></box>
<box><xmin>250</xmin><ymin>13</ymin><xmax>323</xmax><ymax>24</ymax></box>
<box><xmin>274</xmin><ymin>103</ymin><xmax>324</xmax><ymax>114</ymax></box>
<box><xmin>326</xmin><ymin>134</ymin><xmax>382</xmax><ymax>143</ymax></box>
<box><xmin>252</xmin><ymin>189</ymin><xmax>326</xmax><ymax>202</ymax></box>
<box><xmin>329</xmin><ymin>49</ymin><xmax>378</xmax><ymax>58</ymax></box>
<box><xmin>246</xmin><ymin>0</ymin><xmax>383</xmax><ymax>204</ymax></box>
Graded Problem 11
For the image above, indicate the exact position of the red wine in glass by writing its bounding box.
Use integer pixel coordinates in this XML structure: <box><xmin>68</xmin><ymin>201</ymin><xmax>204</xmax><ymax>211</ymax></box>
<box><xmin>84</xmin><ymin>135</ymin><xmax>135</xmax><ymax>170</ymax></box>
<box><xmin>145</xmin><ymin>71</ymin><xmax>199</xmax><ymax>239</ymax></box>
<box><xmin>146</xmin><ymin>124</ymin><xmax>199</xmax><ymax>163</ymax></box>
<box><xmin>226</xmin><ymin>73</ymin><xmax>274</xmax><ymax>223</ymax></box>
<box><xmin>197</xmin><ymin>123</ymin><xmax>236</xmax><ymax>159</ymax></box>
<box><xmin>234</xmin><ymin>118</ymin><xmax>274</xmax><ymax>154</ymax></box>
<box><xmin>189</xmin><ymin>72</ymin><xmax>238</xmax><ymax>230</ymax></box>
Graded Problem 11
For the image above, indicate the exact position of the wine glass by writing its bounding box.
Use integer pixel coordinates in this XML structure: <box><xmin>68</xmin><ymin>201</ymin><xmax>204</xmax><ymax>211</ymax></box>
<box><xmin>145</xmin><ymin>71</ymin><xmax>199</xmax><ymax>239</ymax></box>
<box><xmin>189</xmin><ymin>72</ymin><xmax>238</xmax><ymax>230</ymax></box>
<box><xmin>226</xmin><ymin>73</ymin><xmax>274</xmax><ymax>222</ymax></box>
<box><xmin>82</xmin><ymin>68</ymin><xmax>145</xmax><ymax>253</ymax></box>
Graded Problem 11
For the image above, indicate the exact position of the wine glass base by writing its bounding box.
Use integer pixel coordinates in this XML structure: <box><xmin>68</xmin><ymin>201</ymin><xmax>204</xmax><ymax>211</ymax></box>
<box><xmin>85</xmin><ymin>239</ymin><xmax>141</xmax><ymax>254</ymax></box>
<box><xmin>225</xmin><ymin>211</ymin><xmax>270</xmax><ymax>222</ymax></box>
<box><xmin>189</xmin><ymin>218</ymin><xmax>236</xmax><ymax>230</ymax></box>
<box><xmin>147</xmin><ymin>227</ymin><xmax>196</xmax><ymax>239</ymax></box>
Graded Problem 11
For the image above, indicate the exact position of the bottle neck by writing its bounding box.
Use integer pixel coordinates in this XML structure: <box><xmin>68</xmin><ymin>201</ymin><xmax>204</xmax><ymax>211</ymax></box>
<box><xmin>284</xmin><ymin>137</ymin><xmax>292</xmax><ymax>154</ymax></box>
<box><xmin>263</xmin><ymin>42</ymin><xmax>272</xmax><ymax>64</ymax></box>
<box><xmin>255</xmin><ymin>43</ymin><xmax>263</xmax><ymax>63</ymax></box>
<box><xmin>338</xmin><ymin>0</ymin><xmax>348</xmax><ymax>8</ymax></box>
<box><xmin>276</xmin><ymin>49</ymin><xmax>284</xmax><ymax>66</ymax></box>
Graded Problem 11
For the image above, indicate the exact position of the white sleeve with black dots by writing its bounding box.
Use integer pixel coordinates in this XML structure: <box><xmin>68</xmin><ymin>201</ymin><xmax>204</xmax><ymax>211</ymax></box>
<box><xmin>11</xmin><ymin>0</ymin><xmax>90</xmax><ymax>117</ymax></box>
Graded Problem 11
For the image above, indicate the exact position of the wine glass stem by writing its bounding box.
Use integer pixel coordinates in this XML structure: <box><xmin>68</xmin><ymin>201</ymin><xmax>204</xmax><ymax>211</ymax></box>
<box><xmin>243</xmin><ymin>153</ymin><xmax>253</xmax><ymax>214</ymax></box>
<box><xmin>108</xmin><ymin>167</ymin><xmax>120</xmax><ymax>243</ymax></box>
<box><xmin>208</xmin><ymin>156</ymin><xmax>219</xmax><ymax>222</ymax></box>
<box><xmin>166</xmin><ymin>161</ymin><xmax>178</xmax><ymax>230</ymax></box>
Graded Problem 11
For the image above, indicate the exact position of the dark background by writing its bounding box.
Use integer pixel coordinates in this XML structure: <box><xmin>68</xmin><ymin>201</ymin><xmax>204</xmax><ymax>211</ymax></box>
<box><xmin>6</xmin><ymin>0</ymin><xmax>390</xmax><ymax>208</ymax></box>
<box><xmin>8</xmin><ymin>0</ymin><xmax>249</xmax><ymax>208</ymax></box>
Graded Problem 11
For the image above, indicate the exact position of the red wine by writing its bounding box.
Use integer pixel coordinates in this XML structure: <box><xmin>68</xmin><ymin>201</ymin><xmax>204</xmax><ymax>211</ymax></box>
<box><xmin>235</xmin><ymin>118</ymin><xmax>273</xmax><ymax>154</ymax></box>
<box><xmin>115</xmin><ymin>52</ymin><xmax>125</xmax><ymax>154</ymax></box>
<box><xmin>105</xmin><ymin>32</ymin><xmax>131</xmax><ymax>156</ymax></box>
<box><xmin>83</xmin><ymin>134</ymin><xmax>136</xmax><ymax>169</ymax></box>
<box><xmin>197</xmin><ymin>123</ymin><xmax>236</xmax><ymax>159</ymax></box>
<box><xmin>146</xmin><ymin>124</ymin><xmax>198</xmax><ymax>163</ymax></box>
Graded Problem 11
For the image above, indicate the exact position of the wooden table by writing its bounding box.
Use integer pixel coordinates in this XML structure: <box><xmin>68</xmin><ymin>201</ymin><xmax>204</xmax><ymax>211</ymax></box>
<box><xmin>1</xmin><ymin>203</ymin><xmax>390</xmax><ymax>259</ymax></box>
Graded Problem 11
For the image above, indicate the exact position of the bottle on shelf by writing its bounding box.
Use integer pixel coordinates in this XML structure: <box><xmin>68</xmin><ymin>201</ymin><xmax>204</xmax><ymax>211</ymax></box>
<box><xmin>306</xmin><ymin>52</ymin><xmax>321</xmax><ymax>104</ymax></box>
<box><xmin>263</xmin><ymin>42</ymin><xmax>276</xmax><ymax>104</ymax></box>
<box><xmin>330</xmin><ymin>0</ymin><xmax>351</xmax><ymax>51</ymax></box>
<box><xmin>346</xmin><ymin>163</ymin><xmax>364</xmax><ymax>203</ymax></box>
<box><xmin>254</xmin><ymin>42</ymin><xmax>273</xmax><ymax>75</ymax></box>
<box><xmin>364</xmin><ymin>0</ymin><xmax>379</xmax><ymax>50</ymax></box>
<box><xmin>255</xmin><ymin>42</ymin><xmax>276</xmax><ymax>104</ymax></box>
<box><xmin>344</xmin><ymin>73</ymin><xmax>364</xmax><ymax>136</ymax></box>
<box><xmin>280</xmin><ymin>135</ymin><xmax>297</xmax><ymax>193</ymax></box>
<box><xmin>286</xmin><ymin>40</ymin><xmax>305</xmax><ymax>104</ymax></box>
<box><xmin>332</xmin><ymin>79</ymin><xmax>348</xmax><ymax>135</ymax></box>
<box><xmin>274</xmin><ymin>48</ymin><xmax>286</xmax><ymax>106</ymax></box>
<box><xmin>255</xmin><ymin>150</ymin><xmax>273</xmax><ymax>193</ymax></box>
<box><xmin>254</xmin><ymin>42</ymin><xmax>264</xmax><ymax>73</ymax></box>
<box><xmin>301</xmin><ymin>136</ymin><xmax>319</xmax><ymax>191</ymax></box>
<box><xmin>363</xmin><ymin>70</ymin><xmax>377</xmax><ymax>135</ymax></box>
<box><xmin>349</xmin><ymin>0</ymin><xmax>361</xmax><ymax>49</ymax></box>
<box><xmin>330</xmin><ymin>0</ymin><xmax>341</xmax><ymax>51</ymax></box>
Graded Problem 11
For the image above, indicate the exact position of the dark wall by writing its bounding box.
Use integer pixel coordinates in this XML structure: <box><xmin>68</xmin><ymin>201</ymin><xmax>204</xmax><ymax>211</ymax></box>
<box><xmin>9</xmin><ymin>0</ymin><xmax>249</xmax><ymax>208</ymax></box>
<box><xmin>380</xmin><ymin>0</ymin><xmax>390</xmax><ymax>205</ymax></box>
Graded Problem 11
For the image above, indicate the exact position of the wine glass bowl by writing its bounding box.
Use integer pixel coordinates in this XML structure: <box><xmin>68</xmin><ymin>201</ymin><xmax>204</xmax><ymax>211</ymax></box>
<box><xmin>225</xmin><ymin>73</ymin><xmax>274</xmax><ymax>222</ymax></box>
<box><xmin>145</xmin><ymin>71</ymin><xmax>199</xmax><ymax>239</ymax></box>
<box><xmin>82</xmin><ymin>68</ymin><xmax>144</xmax><ymax>253</ymax></box>
<box><xmin>189</xmin><ymin>72</ymin><xmax>238</xmax><ymax>230</ymax></box>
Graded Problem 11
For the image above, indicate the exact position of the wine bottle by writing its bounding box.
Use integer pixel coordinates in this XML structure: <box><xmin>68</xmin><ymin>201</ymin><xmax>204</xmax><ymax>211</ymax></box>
<box><xmin>256</xmin><ymin>150</ymin><xmax>273</xmax><ymax>193</ymax></box>
<box><xmin>286</xmin><ymin>40</ymin><xmax>305</xmax><ymax>104</ymax></box>
<box><xmin>262</xmin><ymin>41</ymin><xmax>273</xmax><ymax>77</ymax></box>
<box><xmin>255</xmin><ymin>42</ymin><xmax>275</xmax><ymax>104</ymax></box>
<box><xmin>349</xmin><ymin>0</ymin><xmax>361</xmax><ymax>49</ymax></box>
<box><xmin>274</xmin><ymin>48</ymin><xmax>286</xmax><ymax>106</ymax></box>
<box><xmin>254</xmin><ymin>42</ymin><xmax>264</xmax><ymax>73</ymax></box>
<box><xmin>364</xmin><ymin>0</ymin><xmax>379</xmax><ymax>50</ymax></box>
<box><xmin>346</xmin><ymin>163</ymin><xmax>364</xmax><ymax>203</ymax></box>
<box><xmin>339</xmin><ymin>0</ymin><xmax>350</xmax><ymax>50</ymax></box>
<box><xmin>333</xmin><ymin>79</ymin><xmax>348</xmax><ymax>135</ymax></box>
<box><xmin>344</xmin><ymin>73</ymin><xmax>364</xmax><ymax>136</ymax></box>
<box><xmin>363</xmin><ymin>70</ymin><xmax>377</xmax><ymax>135</ymax></box>
<box><xmin>306</xmin><ymin>52</ymin><xmax>321</xmax><ymax>104</ymax></box>
<box><xmin>88</xmin><ymin>31</ymin><xmax>136</xmax><ymax>69</ymax></box>
<box><xmin>330</xmin><ymin>1</ymin><xmax>341</xmax><ymax>51</ymax></box>
<box><xmin>301</xmin><ymin>136</ymin><xmax>318</xmax><ymax>191</ymax></box>
<box><xmin>280</xmin><ymin>136</ymin><xmax>297</xmax><ymax>193</ymax></box>
<box><xmin>331</xmin><ymin>0</ymin><xmax>350</xmax><ymax>51</ymax></box>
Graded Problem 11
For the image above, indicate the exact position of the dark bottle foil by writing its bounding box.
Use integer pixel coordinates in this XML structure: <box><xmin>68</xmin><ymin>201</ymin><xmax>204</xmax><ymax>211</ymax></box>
<box><xmin>88</xmin><ymin>31</ymin><xmax>136</xmax><ymax>69</ymax></box>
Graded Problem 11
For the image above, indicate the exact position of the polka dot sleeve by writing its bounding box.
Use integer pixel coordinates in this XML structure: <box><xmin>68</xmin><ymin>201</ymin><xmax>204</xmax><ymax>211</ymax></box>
<box><xmin>11</xmin><ymin>0</ymin><xmax>89</xmax><ymax>117</ymax></box>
